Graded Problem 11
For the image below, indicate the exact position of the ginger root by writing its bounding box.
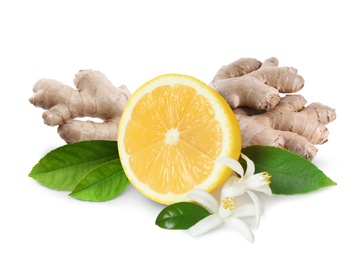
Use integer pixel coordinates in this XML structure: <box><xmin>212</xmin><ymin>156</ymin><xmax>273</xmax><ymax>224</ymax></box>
<box><xmin>210</xmin><ymin>57</ymin><xmax>305</xmax><ymax>111</ymax></box>
<box><xmin>210</xmin><ymin>57</ymin><xmax>336</xmax><ymax>160</ymax></box>
<box><xmin>29</xmin><ymin>57</ymin><xmax>336</xmax><ymax>160</ymax></box>
<box><xmin>29</xmin><ymin>70</ymin><xmax>131</xmax><ymax>143</ymax></box>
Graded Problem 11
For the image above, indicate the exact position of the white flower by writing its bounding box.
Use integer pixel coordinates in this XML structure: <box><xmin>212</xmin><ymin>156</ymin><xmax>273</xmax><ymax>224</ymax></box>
<box><xmin>188</xmin><ymin>188</ymin><xmax>256</xmax><ymax>242</ymax></box>
<box><xmin>216</xmin><ymin>154</ymin><xmax>272</xmax><ymax>226</ymax></box>
<box><xmin>186</xmin><ymin>154</ymin><xmax>272</xmax><ymax>242</ymax></box>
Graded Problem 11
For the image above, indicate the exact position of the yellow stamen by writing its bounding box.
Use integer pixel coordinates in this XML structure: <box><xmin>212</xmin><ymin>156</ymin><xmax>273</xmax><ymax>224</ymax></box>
<box><xmin>222</xmin><ymin>197</ymin><xmax>236</xmax><ymax>211</ymax></box>
<box><xmin>263</xmin><ymin>172</ymin><xmax>271</xmax><ymax>184</ymax></box>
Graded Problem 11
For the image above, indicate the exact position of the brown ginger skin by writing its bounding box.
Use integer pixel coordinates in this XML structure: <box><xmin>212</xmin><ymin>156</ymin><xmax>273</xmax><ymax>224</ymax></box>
<box><xmin>210</xmin><ymin>57</ymin><xmax>305</xmax><ymax>111</ymax></box>
<box><xmin>29</xmin><ymin>70</ymin><xmax>131</xmax><ymax>143</ymax></box>
<box><xmin>211</xmin><ymin>57</ymin><xmax>336</xmax><ymax>160</ymax></box>
<box><xmin>234</xmin><ymin>95</ymin><xmax>336</xmax><ymax>160</ymax></box>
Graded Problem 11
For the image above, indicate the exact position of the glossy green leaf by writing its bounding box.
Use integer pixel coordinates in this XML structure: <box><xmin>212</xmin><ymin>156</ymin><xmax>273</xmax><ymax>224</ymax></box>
<box><xmin>69</xmin><ymin>159</ymin><xmax>130</xmax><ymax>202</ymax></box>
<box><xmin>156</xmin><ymin>202</ymin><xmax>211</xmax><ymax>229</ymax></box>
<box><xmin>29</xmin><ymin>140</ymin><xmax>119</xmax><ymax>190</ymax></box>
<box><xmin>241</xmin><ymin>146</ymin><xmax>337</xmax><ymax>195</ymax></box>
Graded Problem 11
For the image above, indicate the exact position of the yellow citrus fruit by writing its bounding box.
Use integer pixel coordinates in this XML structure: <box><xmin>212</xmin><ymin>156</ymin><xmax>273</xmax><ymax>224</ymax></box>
<box><xmin>117</xmin><ymin>74</ymin><xmax>241</xmax><ymax>205</ymax></box>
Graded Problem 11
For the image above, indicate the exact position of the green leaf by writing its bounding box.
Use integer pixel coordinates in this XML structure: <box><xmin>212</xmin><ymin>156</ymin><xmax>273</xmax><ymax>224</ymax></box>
<box><xmin>69</xmin><ymin>159</ymin><xmax>130</xmax><ymax>202</ymax></box>
<box><xmin>156</xmin><ymin>202</ymin><xmax>211</xmax><ymax>230</ymax></box>
<box><xmin>29</xmin><ymin>140</ymin><xmax>119</xmax><ymax>190</ymax></box>
<box><xmin>241</xmin><ymin>146</ymin><xmax>337</xmax><ymax>195</ymax></box>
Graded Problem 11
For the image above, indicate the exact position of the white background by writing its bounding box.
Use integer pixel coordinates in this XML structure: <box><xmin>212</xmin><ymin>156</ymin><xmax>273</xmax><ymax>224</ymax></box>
<box><xmin>1</xmin><ymin>0</ymin><xmax>358</xmax><ymax>259</ymax></box>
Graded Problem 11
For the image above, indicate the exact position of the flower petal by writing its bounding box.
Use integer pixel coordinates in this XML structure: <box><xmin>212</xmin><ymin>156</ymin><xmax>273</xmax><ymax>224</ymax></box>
<box><xmin>244</xmin><ymin>173</ymin><xmax>266</xmax><ymax>185</ymax></box>
<box><xmin>251</xmin><ymin>185</ymin><xmax>272</xmax><ymax>196</ymax></box>
<box><xmin>188</xmin><ymin>189</ymin><xmax>219</xmax><ymax>213</ymax></box>
<box><xmin>230</xmin><ymin>203</ymin><xmax>256</xmax><ymax>218</ymax></box>
<box><xmin>216</xmin><ymin>156</ymin><xmax>244</xmax><ymax>177</ymax></box>
<box><xmin>246</xmin><ymin>190</ymin><xmax>262</xmax><ymax>227</ymax></box>
<box><xmin>222</xmin><ymin>183</ymin><xmax>246</xmax><ymax>197</ymax></box>
<box><xmin>241</xmin><ymin>153</ymin><xmax>255</xmax><ymax>177</ymax></box>
<box><xmin>188</xmin><ymin>214</ymin><xmax>224</xmax><ymax>236</ymax></box>
<box><xmin>243</xmin><ymin>173</ymin><xmax>272</xmax><ymax>195</ymax></box>
<box><xmin>224</xmin><ymin>217</ymin><xmax>255</xmax><ymax>243</ymax></box>
<box><xmin>223</xmin><ymin>175</ymin><xmax>240</xmax><ymax>187</ymax></box>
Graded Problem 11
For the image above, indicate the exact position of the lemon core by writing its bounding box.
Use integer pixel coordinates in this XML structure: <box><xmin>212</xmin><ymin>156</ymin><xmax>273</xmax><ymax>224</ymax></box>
<box><xmin>165</xmin><ymin>128</ymin><xmax>180</xmax><ymax>145</ymax></box>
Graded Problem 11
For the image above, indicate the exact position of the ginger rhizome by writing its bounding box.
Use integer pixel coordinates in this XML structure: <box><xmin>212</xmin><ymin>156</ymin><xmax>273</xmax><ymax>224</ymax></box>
<box><xmin>210</xmin><ymin>57</ymin><xmax>336</xmax><ymax>160</ymax></box>
<box><xmin>29</xmin><ymin>57</ymin><xmax>336</xmax><ymax>160</ymax></box>
<box><xmin>210</xmin><ymin>57</ymin><xmax>305</xmax><ymax>111</ymax></box>
<box><xmin>29</xmin><ymin>70</ymin><xmax>131</xmax><ymax>143</ymax></box>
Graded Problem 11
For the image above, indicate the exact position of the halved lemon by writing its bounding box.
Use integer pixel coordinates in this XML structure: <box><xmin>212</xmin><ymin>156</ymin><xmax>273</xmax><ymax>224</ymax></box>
<box><xmin>117</xmin><ymin>74</ymin><xmax>241</xmax><ymax>205</ymax></box>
